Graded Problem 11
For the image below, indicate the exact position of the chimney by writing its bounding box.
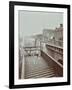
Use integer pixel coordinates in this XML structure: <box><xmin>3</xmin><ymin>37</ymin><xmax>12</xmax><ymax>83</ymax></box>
<box><xmin>60</xmin><ymin>24</ymin><xmax>63</xmax><ymax>27</ymax></box>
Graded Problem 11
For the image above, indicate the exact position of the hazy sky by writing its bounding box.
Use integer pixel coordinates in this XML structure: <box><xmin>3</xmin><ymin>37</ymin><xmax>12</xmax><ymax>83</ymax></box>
<box><xmin>19</xmin><ymin>10</ymin><xmax>63</xmax><ymax>38</ymax></box>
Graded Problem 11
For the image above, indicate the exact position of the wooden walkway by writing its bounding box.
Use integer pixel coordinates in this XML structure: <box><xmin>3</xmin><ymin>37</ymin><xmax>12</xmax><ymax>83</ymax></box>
<box><xmin>24</xmin><ymin>56</ymin><xmax>55</xmax><ymax>79</ymax></box>
<box><xmin>19</xmin><ymin>43</ymin><xmax>63</xmax><ymax>79</ymax></box>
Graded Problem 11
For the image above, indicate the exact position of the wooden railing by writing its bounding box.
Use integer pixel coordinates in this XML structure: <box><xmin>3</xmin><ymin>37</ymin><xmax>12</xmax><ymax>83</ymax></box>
<box><xmin>47</xmin><ymin>40</ymin><xmax>63</xmax><ymax>47</ymax></box>
<box><xmin>41</xmin><ymin>50</ymin><xmax>63</xmax><ymax>77</ymax></box>
<box><xmin>46</xmin><ymin>44</ymin><xmax>63</xmax><ymax>64</ymax></box>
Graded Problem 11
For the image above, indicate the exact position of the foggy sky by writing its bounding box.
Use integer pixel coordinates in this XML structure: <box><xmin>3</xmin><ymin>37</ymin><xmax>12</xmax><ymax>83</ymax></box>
<box><xmin>19</xmin><ymin>10</ymin><xmax>63</xmax><ymax>38</ymax></box>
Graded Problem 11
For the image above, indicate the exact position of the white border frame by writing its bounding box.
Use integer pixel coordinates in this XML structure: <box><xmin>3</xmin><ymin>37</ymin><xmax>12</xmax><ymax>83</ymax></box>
<box><xmin>14</xmin><ymin>5</ymin><xmax>67</xmax><ymax>85</ymax></box>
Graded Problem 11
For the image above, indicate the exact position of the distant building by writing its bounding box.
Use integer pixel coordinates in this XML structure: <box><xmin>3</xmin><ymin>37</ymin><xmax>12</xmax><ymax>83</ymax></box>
<box><xmin>54</xmin><ymin>24</ymin><xmax>63</xmax><ymax>41</ymax></box>
<box><xmin>43</xmin><ymin>29</ymin><xmax>55</xmax><ymax>42</ymax></box>
<box><xmin>43</xmin><ymin>24</ymin><xmax>63</xmax><ymax>47</ymax></box>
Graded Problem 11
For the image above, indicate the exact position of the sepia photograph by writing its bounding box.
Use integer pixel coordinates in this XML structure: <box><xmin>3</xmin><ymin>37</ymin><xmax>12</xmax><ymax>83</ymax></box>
<box><xmin>19</xmin><ymin>11</ymin><xmax>63</xmax><ymax>79</ymax></box>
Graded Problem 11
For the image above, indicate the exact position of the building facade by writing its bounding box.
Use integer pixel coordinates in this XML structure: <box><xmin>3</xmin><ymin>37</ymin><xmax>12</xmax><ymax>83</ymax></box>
<box><xmin>43</xmin><ymin>24</ymin><xmax>63</xmax><ymax>47</ymax></box>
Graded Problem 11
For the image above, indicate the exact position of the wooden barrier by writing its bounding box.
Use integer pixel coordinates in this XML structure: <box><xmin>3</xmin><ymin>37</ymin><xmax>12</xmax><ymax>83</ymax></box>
<box><xmin>41</xmin><ymin>50</ymin><xmax>63</xmax><ymax>77</ymax></box>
